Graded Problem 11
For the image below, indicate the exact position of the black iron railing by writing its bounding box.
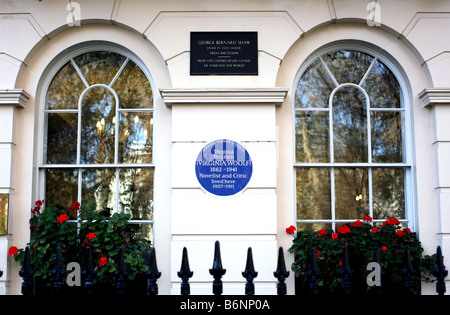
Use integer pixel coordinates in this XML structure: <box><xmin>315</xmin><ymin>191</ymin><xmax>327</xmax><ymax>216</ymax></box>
<box><xmin>17</xmin><ymin>241</ymin><xmax>447</xmax><ymax>295</ymax></box>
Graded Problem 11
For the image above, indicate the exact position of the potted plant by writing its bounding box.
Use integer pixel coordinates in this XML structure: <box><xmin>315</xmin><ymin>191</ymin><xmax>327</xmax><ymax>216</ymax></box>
<box><xmin>9</xmin><ymin>200</ymin><xmax>151</xmax><ymax>294</ymax></box>
<box><xmin>287</xmin><ymin>216</ymin><xmax>436</xmax><ymax>295</ymax></box>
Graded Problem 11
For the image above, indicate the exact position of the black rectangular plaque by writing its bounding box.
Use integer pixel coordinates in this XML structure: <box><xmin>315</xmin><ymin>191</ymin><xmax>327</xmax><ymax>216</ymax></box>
<box><xmin>190</xmin><ymin>32</ymin><xmax>258</xmax><ymax>75</ymax></box>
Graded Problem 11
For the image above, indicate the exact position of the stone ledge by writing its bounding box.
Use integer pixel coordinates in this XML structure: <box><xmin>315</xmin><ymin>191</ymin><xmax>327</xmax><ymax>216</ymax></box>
<box><xmin>0</xmin><ymin>89</ymin><xmax>30</xmax><ymax>108</ymax></box>
<box><xmin>160</xmin><ymin>88</ymin><xmax>289</xmax><ymax>106</ymax></box>
<box><xmin>419</xmin><ymin>88</ymin><xmax>450</xmax><ymax>108</ymax></box>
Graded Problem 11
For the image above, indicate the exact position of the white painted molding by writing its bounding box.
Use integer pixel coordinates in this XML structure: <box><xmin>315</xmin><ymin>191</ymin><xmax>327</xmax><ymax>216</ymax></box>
<box><xmin>159</xmin><ymin>88</ymin><xmax>289</xmax><ymax>106</ymax></box>
<box><xmin>419</xmin><ymin>88</ymin><xmax>450</xmax><ymax>108</ymax></box>
<box><xmin>0</xmin><ymin>89</ymin><xmax>30</xmax><ymax>108</ymax></box>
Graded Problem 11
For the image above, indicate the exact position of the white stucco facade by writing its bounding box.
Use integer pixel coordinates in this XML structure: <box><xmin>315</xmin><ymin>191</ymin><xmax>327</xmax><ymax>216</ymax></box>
<box><xmin>1</xmin><ymin>0</ymin><xmax>450</xmax><ymax>295</ymax></box>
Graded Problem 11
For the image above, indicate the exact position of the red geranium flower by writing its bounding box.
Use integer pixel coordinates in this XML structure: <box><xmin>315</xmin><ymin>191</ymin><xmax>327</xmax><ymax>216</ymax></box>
<box><xmin>318</xmin><ymin>229</ymin><xmax>328</xmax><ymax>237</ymax></box>
<box><xmin>332</xmin><ymin>233</ymin><xmax>338</xmax><ymax>240</ymax></box>
<box><xmin>353</xmin><ymin>220</ymin><xmax>362</xmax><ymax>227</ymax></box>
<box><xmin>383</xmin><ymin>217</ymin><xmax>400</xmax><ymax>226</ymax></box>
<box><xmin>395</xmin><ymin>230</ymin><xmax>404</xmax><ymax>237</ymax></box>
<box><xmin>371</xmin><ymin>227</ymin><xmax>379</xmax><ymax>233</ymax></box>
<box><xmin>86</xmin><ymin>232</ymin><xmax>96</xmax><ymax>240</ymax></box>
<box><xmin>337</xmin><ymin>225</ymin><xmax>350</xmax><ymax>234</ymax></box>
<box><xmin>363</xmin><ymin>215</ymin><xmax>372</xmax><ymax>222</ymax></box>
<box><xmin>98</xmin><ymin>257</ymin><xmax>107</xmax><ymax>266</ymax></box>
<box><xmin>286</xmin><ymin>225</ymin><xmax>296</xmax><ymax>234</ymax></box>
<box><xmin>70</xmin><ymin>202</ymin><xmax>80</xmax><ymax>217</ymax></box>
<box><xmin>57</xmin><ymin>213</ymin><xmax>68</xmax><ymax>224</ymax></box>
<box><xmin>8</xmin><ymin>246</ymin><xmax>18</xmax><ymax>257</ymax></box>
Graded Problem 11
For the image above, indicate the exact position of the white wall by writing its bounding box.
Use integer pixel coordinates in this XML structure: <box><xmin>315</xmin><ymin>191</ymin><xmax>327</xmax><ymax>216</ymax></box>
<box><xmin>1</xmin><ymin>0</ymin><xmax>450</xmax><ymax>295</ymax></box>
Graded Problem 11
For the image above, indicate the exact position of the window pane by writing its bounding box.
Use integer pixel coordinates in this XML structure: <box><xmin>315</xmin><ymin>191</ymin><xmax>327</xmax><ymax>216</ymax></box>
<box><xmin>119</xmin><ymin>112</ymin><xmax>153</xmax><ymax>164</ymax></box>
<box><xmin>45</xmin><ymin>113</ymin><xmax>77</xmax><ymax>164</ymax></box>
<box><xmin>333</xmin><ymin>86</ymin><xmax>368</xmax><ymax>163</ymax></box>
<box><xmin>80</xmin><ymin>86</ymin><xmax>116</xmax><ymax>164</ymax></box>
<box><xmin>297</xmin><ymin>222</ymin><xmax>331</xmax><ymax>232</ymax></box>
<box><xmin>335</xmin><ymin>168</ymin><xmax>368</xmax><ymax>219</ymax></box>
<box><xmin>295</xmin><ymin>58</ymin><xmax>335</xmax><ymax>108</ymax></box>
<box><xmin>295</xmin><ymin>111</ymin><xmax>329</xmax><ymax>163</ymax></box>
<box><xmin>46</xmin><ymin>61</ymin><xmax>84</xmax><ymax>110</ymax></box>
<box><xmin>373</xmin><ymin>168</ymin><xmax>405</xmax><ymax>220</ymax></box>
<box><xmin>119</xmin><ymin>168</ymin><xmax>153</xmax><ymax>220</ymax></box>
<box><xmin>322</xmin><ymin>50</ymin><xmax>374</xmax><ymax>85</ymax></box>
<box><xmin>73</xmin><ymin>51</ymin><xmax>127</xmax><ymax>86</ymax></box>
<box><xmin>0</xmin><ymin>194</ymin><xmax>8</xmax><ymax>235</ymax></box>
<box><xmin>113</xmin><ymin>59</ymin><xmax>153</xmax><ymax>109</ymax></box>
<box><xmin>362</xmin><ymin>59</ymin><xmax>401</xmax><ymax>108</ymax></box>
<box><xmin>82</xmin><ymin>168</ymin><xmax>116</xmax><ymax>216</ymax></box>
<box><xmin>371</xmin><ymin>111</ymin><xmax>403</xmax><ymax>163</ymax></box>
<box><xmin>45</xmin><ymin>168</ymin><xmax>79</xmax><ymax>210</ymax></box>
<box><xmin>133</xmin><ymin>223</ymin><xmax>153</xmax><ymax>244</ymax></box>
<box><xmin>296</xmin><ymin>168</ymin><xmax>331</xmax><ymax>220</ymax></box>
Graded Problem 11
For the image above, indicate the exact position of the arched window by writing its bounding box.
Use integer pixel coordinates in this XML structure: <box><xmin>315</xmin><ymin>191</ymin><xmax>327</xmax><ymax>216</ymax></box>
<box><xmin>294</xmin><ymin>49</ymin><xmax>410</xmax><ymax>231</ymax></box>
<box><xmin>40</xmin><ymin>50</ymin><xmax>154</xmax><ymax>242</ymax></box>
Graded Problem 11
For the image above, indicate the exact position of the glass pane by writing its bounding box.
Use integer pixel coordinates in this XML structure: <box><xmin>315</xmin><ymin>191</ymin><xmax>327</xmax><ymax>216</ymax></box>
<box><xmin>113</xmin><ymin>59</ymin><xmax>153</xmax><ymax>109</ymax></box>
<box><xmin>335</xmin><ymin>168</ymin><xmax>369</xmax><ymax>219</ymax></box>
<box><xmin>46</xmin><ymin>61</ymin><xmax>84</xmax><ymax>110</ymax></box>
<box><xmin>322</xmin><ymin>50</ymin><xmax>374</xmax><ymax>85</ymax></box>
<box><xmin>332</xmin><ymin>86</ymin><xmax>368</xmax><ymax>163</ymax></box>
<box><xmin>82</xmin><ymin>168</ymin><xmax>116</xmax><ymax>216</ymax></box>
<box><xmin>0</xmin><ymin>194</ymin><xmax>8</xmax><ymax>235</ymax></box>
<box><xmin>296</xmin><ymin>168</ymin><xmax>331</xmax><ymax>220</ymax></box>
<box><xmin>119</xmin><ymin>168</ymin><xmax>154</xmax><ymax>220</ymax></box>
<box><xmin>295</xmin><ymin>111</ymin><xmax>329</xmax><ymax>163</ymax></box>
<box><xmin>73</xmin><ymin>51</ymin><xmax>127</xmax><ymax>86</ymax></box>
<box><xmin>45</xmin><ymin>169</ymin><xmax>79</xmax><ymax>210</ymax></box>
<box><xmin>297</xmin><ymin>222</ymin><xmax>331</xmax><ymax>232</ymax></box>
<box><xmin>80</xmin><ymin>86</ymin><xmax>116</xmax><ymax>164</ymax></box>
<box><xmin>295</xmin><ymin>58</ymin><xmax>335</xmax><ymax>108</ymax></box>
<box><xmin>362</xmin><ymin>59</ymin><xmax>401</xmax><ymax>108</ymax></box>
<box><xmin>45</xmin><ymin>113</ymin><xmax>77</xmax><ymax>164</ymax></box>
<box><xmin>372</xmin><ymin>168</ymin><xmax>405</xmax><ymax>220</ymax></box>
<box><xmin>133</xmin><ymin>223</ymin><xmax>153</xmax><ymax>244</ymax></box>
<box><xmin>371</xmin><ymin>111</ymin><xmax>403</xmax><ymax>163</ymax></box>
<box><xmin>119</xmin><ymin>112</ymin><xmax>153</xmax><ymax>164</ymax></box>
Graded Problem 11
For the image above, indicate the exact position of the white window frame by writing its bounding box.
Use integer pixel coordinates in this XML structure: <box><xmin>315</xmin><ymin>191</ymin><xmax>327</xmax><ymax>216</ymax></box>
<box><xmin>36</xmin><ymin>44</ymin><xmax>156</xmax><ymax>232</ymax></box>
<box><xmin>293</xmin><ymin>44</ymin><xmax>415</xmax><ymax>231</ymax></box>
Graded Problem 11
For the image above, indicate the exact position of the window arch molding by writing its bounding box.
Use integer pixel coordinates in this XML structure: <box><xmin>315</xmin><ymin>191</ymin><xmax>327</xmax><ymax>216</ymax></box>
<box><xmin>36</xmin><ymin>42</ymin><xmax>158</xmax><ymax>243</ymax></box>
<box><xmin>292</xmin><ymin>43</ymin><xmax>416</xmax><ymax>231</ymax></box>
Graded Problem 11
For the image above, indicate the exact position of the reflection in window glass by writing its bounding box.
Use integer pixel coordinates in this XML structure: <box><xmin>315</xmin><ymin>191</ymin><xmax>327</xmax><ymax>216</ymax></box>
<box><xmin>294</xmin><ymin>49</ymin><xmax>408</xmax><ymax>231</ymax></box>
<box><xmin>80</xmin><ymin>86</ymin><xmax>116</xmax><ymax>164</ymax></box>
<box><xmin>45</xmin><ymin>113</ymin><xmax>77</xmax><ymax>164</ymax></box>
<box><xmin>295</xmin><ymin>111</ymin><xmax>329</xmax><ymax>163</ymax></box>
<box><xmin>42</xmin><ymin>51</ymin><xmax>154</xmax><ymax>244</ymax></box>
<box><xmin>332</xmin><ymin>86</ymin><xmax>368</xmax><ymax>163</ymax></box>
<box><xmin>0</xmin><ymin>194</ymin><xmax>8</xmax><ymax>235</ymax></box>
<box><xmin>296</xmin><ymin>168</ymin><xmax>331</xmax><ymax>220</ymax></box>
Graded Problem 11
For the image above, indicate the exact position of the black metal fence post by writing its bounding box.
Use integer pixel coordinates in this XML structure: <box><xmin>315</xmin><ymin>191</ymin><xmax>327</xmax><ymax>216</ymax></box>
<box><xmin>209</xmin><ymin>241</ymin><xmax>226</xmax><ymax>295</ymax></box>
<box><xmin>274</xmin><ymin>247</ymin><xmax>289</xmax><ymax>295</ymax></box>
<box><xmin>401</xmin><ymin>245</ymin><xmax>416</xmax><ymax>295</ymax></box>
<box><xmin>19</xmin><ymin>246</ymin><xmax>34</xmax><ymax>295</ymax></box>
<box><xmin>82</xmin><ymin>246</ymin><xmax>96</xmax><ymax>295</ymax></box>
<box><xmin>305</xmin><ymin>247</ymin><xmax>320</xmax><ymax>295</ymax></box>
<box><xmin>146</xmin><ymin>247</ymin><xmax>161</xmax><ymax>295</ymax></box>
<box><xmin>433</xmin><ymin>245</ymin><xmax>448</xmax><ymax>295</ymax></box>
<box><xmin>114</xmin><ymin>247</ymin><xmax>128</xmax><ymax>295</ymax></box>
<box><xmin>177</xmin><ymin>247</ymin><xmax>193</xmax><ymax>295</ymax></box>
<box><xmin>51</xmin><ymin>245</ymin><xmax>65</xmax><ymax>295</ymax></box>
<box><xmin>242</xmin><ymin>247</ymin><xmax>258</xmax><ymax>295</ymax></box>
<box><xmin>338</xmin><ymin>246</ymin><xmax>352</xmax><ymax>295</ymax></box>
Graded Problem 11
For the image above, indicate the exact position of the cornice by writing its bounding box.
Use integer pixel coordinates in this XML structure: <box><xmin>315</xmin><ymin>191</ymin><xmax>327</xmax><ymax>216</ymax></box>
<box><xmin>160</xmin><ymin>88</ymin><xmax>289</xmax><ymax>106</ymax></box>
<box><xmin>0</xmin><ymin>89</ymin><xmax>30</xmax><ymax>108</ymax></box>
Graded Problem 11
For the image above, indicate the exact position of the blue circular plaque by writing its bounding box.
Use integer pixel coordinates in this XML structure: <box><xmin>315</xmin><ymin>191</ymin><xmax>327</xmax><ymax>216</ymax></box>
<box><xmin>195</xmin><ymin>139</ymin><xmax>253</xmax><ymax>196</ymax></box>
